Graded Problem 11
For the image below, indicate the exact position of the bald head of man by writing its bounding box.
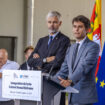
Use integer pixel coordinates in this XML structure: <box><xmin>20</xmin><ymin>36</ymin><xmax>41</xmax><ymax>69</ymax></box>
<box><xmin>0</xmin><ymin>49</ymin><xmax>8</xmax><ymax>68</ymax></box>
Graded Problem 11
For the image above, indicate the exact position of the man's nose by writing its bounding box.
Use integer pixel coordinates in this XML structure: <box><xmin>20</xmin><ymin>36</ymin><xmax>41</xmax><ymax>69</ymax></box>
<box><xmin>75</xmin><ymin>27</ymin><xmax>79</xmax><ymax>31</ymax></box>
<box><xmin>50</xmin><ymin>22</ymin><xmax>54</xmax><ymax>26</ymax></box>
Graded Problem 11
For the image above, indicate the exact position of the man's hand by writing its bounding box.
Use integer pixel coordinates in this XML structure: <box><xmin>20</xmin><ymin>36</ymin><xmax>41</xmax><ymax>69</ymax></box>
<box><xmin>46</xmin><ymin>56</ymin><xmax>55</xmax><ymax>62</ymax></box>
<box><xmin>0</xmin><ymin>73</ymin><xmax>2</xmax><ymax>78</ymax></box>
<box><xmin>33</xmin><ymin>53</ymin><xmax>40</xmax><ymax>58</ymax></box>
<box><xmin>58</xmin><ymin>76</ymin><xmax>72</xmax><ymax>87</ymax></box>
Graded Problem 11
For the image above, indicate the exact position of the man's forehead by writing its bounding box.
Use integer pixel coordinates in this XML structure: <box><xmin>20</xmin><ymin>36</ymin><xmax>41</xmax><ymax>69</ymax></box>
<box><xmin>47</xmin><ymin>16</ymin><xmax>59</xmax><ymax>21</ymax></box>
<box><xmin>0</xmin><ymin>50</ymin><xmax>4</xmax><ymax>54</ymax></box>
<box><xmin>0</xmin><ymin>52</ymin><xmax>4</xmax><ymax>56</ymax></box>
<box><xmin>26</xmin><ymin>49</ymin><xmax>33</xmax><ymax>54</ymax></box>
<box><xmin>73</xmin><ymin>21</ymin><xmax>84</xmax><ymax>26</ymax></box>
<box><xmin>0</xmin><ymin>50</ymin><xmax>7</xmax><ymax>57</ymax></box>
<box><xmin>0</xmin><ymin>54</ymin><xmax>4</xmax><ymax>59</ymax></box>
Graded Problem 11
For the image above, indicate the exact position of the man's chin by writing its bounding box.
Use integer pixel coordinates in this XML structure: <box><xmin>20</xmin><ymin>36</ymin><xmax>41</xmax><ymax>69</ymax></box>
<box><xmin>48</xmin><ymin>30</ymin><xmax>57</xmax><ymax>34</ymax></box>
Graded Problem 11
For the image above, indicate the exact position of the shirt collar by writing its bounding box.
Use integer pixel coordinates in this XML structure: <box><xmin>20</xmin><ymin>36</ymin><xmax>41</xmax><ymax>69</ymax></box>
<box><xmin>6</xmin><ymin>60</ymin><xmax>10</xmax><ymax>64</ymax></box>
<box><xmin>0</xmin><ymin>60</ymin><xmax>10</xmax><ymax>70</ymax></box>
<box><xmin>76</xmin><ymin>36</ymin><xmax>87</xmax><ymax>51</ymax></box>
<box><xmin>76</xmin><ymin>36</ymin><xmax>87</xmax><ymax>45</ymax></box>
<box><xmin>49</xmin><ymin>31</ymin><xmax>59</xmax><ymax>39</ymax></box>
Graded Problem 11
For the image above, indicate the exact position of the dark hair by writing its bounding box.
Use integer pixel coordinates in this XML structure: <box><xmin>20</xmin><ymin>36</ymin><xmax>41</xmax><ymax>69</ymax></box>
<box><xmin>72</xmin><ymin>15</ymin><xmax>90</xmax><ymax>29</ymax></box>
<box><xmin>24</xmin><ymin>46</ymin><xmax>34</xmax><ymax>53</ymax></box>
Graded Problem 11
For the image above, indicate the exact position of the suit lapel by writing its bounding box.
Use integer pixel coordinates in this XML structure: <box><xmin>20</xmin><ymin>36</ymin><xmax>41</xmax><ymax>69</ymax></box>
<box><xmin>42</xmin><ymin>36</ymin><xmax>49</xmax><ymax>56</ymax></box>
<box><xmin>71</xmin><ymin>43</ymin><xmax>77</xmax><ymax>69</ymax></box>
<box><xmin>45</xmin><ymin>36</ymin><xmax>49</xmax><ymax>49</ymax></box>
<box><xmin>72</xmin><ymin>37</ymin><xmax>89</xmax><ymax>72</ymax></box>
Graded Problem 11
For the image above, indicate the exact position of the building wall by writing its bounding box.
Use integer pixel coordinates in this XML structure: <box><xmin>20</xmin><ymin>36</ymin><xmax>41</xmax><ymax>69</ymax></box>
<box><xmin>33</xmin><ymin>0</ymin><xmax>105</xmax><ymax>48</ymax></box>
<box><xmin>0</xmin><ymin>0</ymin><xmax>105</xmax><ymax>64</ymax></box>
<box><xmin>0</xmin><ymin>0</ymin><xmax>24</xmax><ymax>64</ymax></box>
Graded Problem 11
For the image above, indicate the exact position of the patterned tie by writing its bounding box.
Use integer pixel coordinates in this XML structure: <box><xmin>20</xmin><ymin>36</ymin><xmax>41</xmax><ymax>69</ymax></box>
<box><xmin>72</xmin><ymin>43</ymin><xmax>80</xmax><ymax>69</ymax></box>
<box><xmin>48</xmin><ymin>36</ymin><xmax>53</xmax><ymax>47</ymax></box>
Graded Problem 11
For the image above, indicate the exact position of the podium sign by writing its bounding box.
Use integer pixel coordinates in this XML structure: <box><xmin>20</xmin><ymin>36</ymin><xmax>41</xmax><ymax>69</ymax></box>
<box><xmin>2</xmin><ymin>70</ymin><xmax>42</xmax><ymax>101</ymax></box>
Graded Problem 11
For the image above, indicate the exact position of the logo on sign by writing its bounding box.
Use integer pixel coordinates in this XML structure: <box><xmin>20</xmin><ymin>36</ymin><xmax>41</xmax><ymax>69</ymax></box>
<box><xmin>20</xmin><ymin>75</ymin><xmax>29</xmax><ymax>79</ymax></box>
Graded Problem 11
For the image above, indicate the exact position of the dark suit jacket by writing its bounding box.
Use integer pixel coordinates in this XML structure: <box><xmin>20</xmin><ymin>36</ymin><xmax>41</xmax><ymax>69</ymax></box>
<box><xmin>57</xmin><ymin>37</ymin><xmax>100</xmax><ymax>104</ymax></box>
<box><xmin>28</xmin><ymin>32</ymin><xmax>70</xmax><ymax>75</ymax></box>
<box><xmin>19</xmin><ymin>62</ymin><xmax>27</xmax><ymax>70</ymax></box>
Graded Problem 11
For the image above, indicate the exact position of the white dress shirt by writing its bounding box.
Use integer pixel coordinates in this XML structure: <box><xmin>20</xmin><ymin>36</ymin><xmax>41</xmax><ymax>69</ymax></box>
<box><xmin>76</xmin><ymin>36</ymin><xmax>87</xmax><ymax>53</ymax></box>
<box><xmin>0</xmin><ymin>60</ymin><xmax>19</xmax><ymax>101</ymax></box>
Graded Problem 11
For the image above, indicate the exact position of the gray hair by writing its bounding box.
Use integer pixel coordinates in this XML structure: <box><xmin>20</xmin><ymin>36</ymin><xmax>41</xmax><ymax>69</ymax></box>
<box><xmin>46</xmin><ymin>11</ymin><xmax>62</xmax><ymax>21</ymax></box>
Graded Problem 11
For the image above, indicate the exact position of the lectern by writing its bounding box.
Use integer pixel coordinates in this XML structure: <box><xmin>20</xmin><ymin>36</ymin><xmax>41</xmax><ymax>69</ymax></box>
<box><xmin>2</xmin><ymin>70</ymin><xmax>79</xmax><ymax>105</ymax></box>
<box><xmin>42</xmin><ymin>73</ymin><xmax>79</xmax><ymax>105</ymax></box>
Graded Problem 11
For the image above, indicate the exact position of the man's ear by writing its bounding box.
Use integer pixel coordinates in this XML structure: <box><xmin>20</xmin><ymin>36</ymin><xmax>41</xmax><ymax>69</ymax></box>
<box><xmin>86</xmin><ymin>28</ymin><xmax>89</xmax><ymax>34</ymax></box>
<box><xmin>25</xmin><ymin>54</ymin><xmax>28</xmax><ymax>60</ymax></box>
<box><xmin>59</xmin><ymin>21</ymin><xmax>62</xmax><ymax>26</ymax></box>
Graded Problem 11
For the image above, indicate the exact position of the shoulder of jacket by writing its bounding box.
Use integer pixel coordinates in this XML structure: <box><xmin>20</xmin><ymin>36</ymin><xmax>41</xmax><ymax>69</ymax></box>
<box><xmin>39</xmin><ymin>35</ymin><xmax>48</xmax><ymax>41</ymax></box>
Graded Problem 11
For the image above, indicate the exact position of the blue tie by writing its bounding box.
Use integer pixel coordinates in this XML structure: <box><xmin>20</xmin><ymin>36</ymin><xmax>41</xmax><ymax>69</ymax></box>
<box><xmin>48</xmin><ymin>36</ymin><xmax>53</xmax><ymax>47</ymax></box>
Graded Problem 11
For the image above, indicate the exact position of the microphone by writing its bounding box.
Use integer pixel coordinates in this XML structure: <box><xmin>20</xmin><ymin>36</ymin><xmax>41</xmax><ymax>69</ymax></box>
<box><xmin>45</xmin><ymin>64</ymin><xmax>55</xmax><ymax>80</ymax></box>
<box><xmin>44</xmin><ymin>62</ymin><xmax>65</xmax><ymax>89</ymax></box>
<box><xmin>44</xmin><ymin>58</ymin><xmax>58</xmax><ymax>80</ymax></box>
<box><xmin>49</xmin><ymin>64</ymin><xmax>55</xmax><ymax>75</ymax></box>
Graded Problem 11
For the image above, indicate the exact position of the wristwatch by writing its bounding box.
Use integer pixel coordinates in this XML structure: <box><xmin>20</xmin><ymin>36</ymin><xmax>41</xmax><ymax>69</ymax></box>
<box><xmin>68</xmin><ymin>79</ymin><xmax>72</xmax><ymax>83</ymax></box>
<box><xmin>68</xmin><ymin>79</ymin><xmax>74</xmax><ymax>86</ymax></box>
<box><xmin>43</xmin><ymin>58</ymin><xmax>47</xmax><ymax>63</ymax></box>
